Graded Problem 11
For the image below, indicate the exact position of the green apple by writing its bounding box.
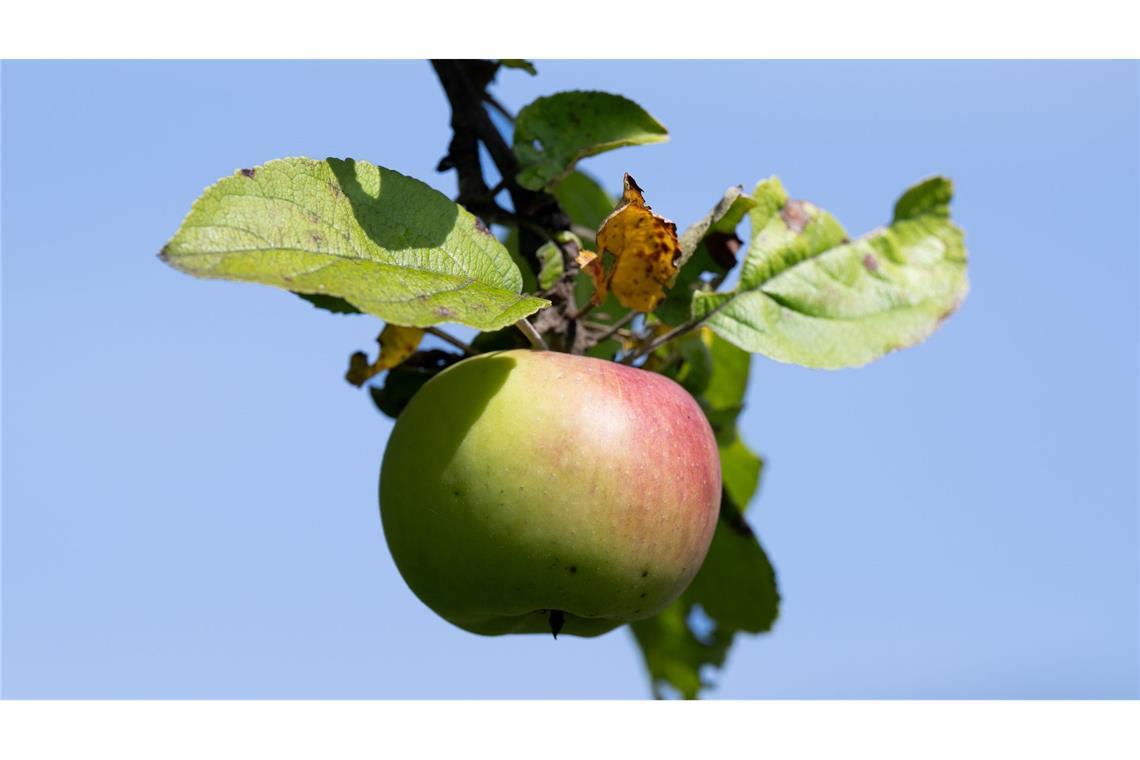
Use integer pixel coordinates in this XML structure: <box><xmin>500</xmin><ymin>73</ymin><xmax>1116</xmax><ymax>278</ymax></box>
<box><xmin>380</xmin><ymin>349</ymin><xmax>721</xmax><ymax>637</ymax></box>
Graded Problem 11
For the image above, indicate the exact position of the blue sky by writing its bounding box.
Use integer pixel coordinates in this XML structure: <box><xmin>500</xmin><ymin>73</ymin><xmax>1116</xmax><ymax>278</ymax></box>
<box><xmin>2</xmin><ymin>60</ymin><xmax>1137</xmax><ymax>698</ymax></box>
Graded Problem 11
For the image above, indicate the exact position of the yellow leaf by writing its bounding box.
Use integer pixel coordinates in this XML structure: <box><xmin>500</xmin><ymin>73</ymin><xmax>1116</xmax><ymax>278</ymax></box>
<box><xmin>345</xmin><ymin>324</ymin><xmax>425</xmax><ymax>387</ymax></box>
<box><xmin>592</xmin><ymin>173</ymin><xmax>681</xmax><ymax>312</ymax></box>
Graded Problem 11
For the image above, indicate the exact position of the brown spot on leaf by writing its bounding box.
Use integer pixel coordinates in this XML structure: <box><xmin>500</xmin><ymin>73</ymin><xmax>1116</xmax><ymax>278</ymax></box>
<box><xmin>863</xmin><ymin>254</ymin><xmax>879</xmax><ymax>272</ymax></box>
<box><xmin>780</xmin><ymin>200</ymin><xmax>811</xmax><ymax>233</ymax></box>
<box><xmin>473</xmin><ymin>217</ymin><xmax>492</xmax><ymax>236</ymax></box>
<box><xmin>239</xmin><ymin>168</ymin><xmax>256</xmax><ymax>178</ymax></box>
<box><xmin>706</xmin><ymin>231</ymin><xmax>742</xmax><ymax>270</ymax></box>
<box><xmin>435</xmin><ymin>306</ymin><xmax>455</xmax><ymax>318</ymax></box>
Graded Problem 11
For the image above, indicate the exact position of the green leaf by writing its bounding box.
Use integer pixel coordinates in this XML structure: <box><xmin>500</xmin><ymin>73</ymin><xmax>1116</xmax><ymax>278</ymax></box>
<box><xmin>536</xmin><ymin>241</ymin><xmax>565</xmax><ymax>290</ymax></box>
<box><xmin>160</xmin><ymin>157</ymin><xmax>549</xmax><ymax>331</ymax></box>
<box><xmin>630</xmin><ymin>600</ymin><xmax>733</xmax><ymax>700</ymax></box>
<box><xmin>700</xmin><ymin>331</ymin><xmax>751</xmax><ymax>442</ymax></box>
<box><xmin>643</xmin><ymin>328</ymin><xmax>713</xmax><ymax>398</ymax></box>
<box><xmin>693</xmin><ymin>176</ymin><xmax>968</xmax><ymax>368</ymax></box>
<box><xmin>513</xmin><ymin>91</ymin><xmax>668</xmax><ymax>191</ymax></box>
<box><xmin>719</xmin><ymin>434</ymin><xmax>763</xmax><ymax>511</ymax></box>
<box><xmin>501</xmin><ymin>228</ymin><xmax>538</xmax><ymax>295</ymax></box>
<box><xmin>369</xmin><ymin>349</ymin><xmax>463</xmax><ymax>419</ymax></box>
<box><xmin>552</xmin><ymin>170</ymin><xmax>614</xmax><ymax>238</ymax></box>
<box><xmin>685</xmin><ymin>497</ymin><xmax>779</xmax><ymax>635</ymax></box>
<box><xmin>294</xmin><ymin>292</ymin><xmax>362</xmax><ymax>315</ymax></box>
<box><xmin>656</xmin><ymin>188</ymin><xmax>755</xmax><ymax>325</ymax></box>
<box><xmin>498</xmin><ymin>59</ymin><xmax>537</xmax><ymax>76</ymax></box>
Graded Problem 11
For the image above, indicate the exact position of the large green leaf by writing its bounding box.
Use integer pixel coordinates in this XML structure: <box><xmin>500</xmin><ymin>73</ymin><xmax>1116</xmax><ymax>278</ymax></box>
<box><xmin>513</xmin><ymin>91</ymin><xmax>668</xmax><ymax>191</ymax></box>
<box><xmin>693</xmin><ymin>176</ymin><xmax>968</xmax><ymax>368</ymax></box>
<box><xmin>160</xmin><ymin>157</ymin><xmax>549</xmax><ymax>330</ymax></box>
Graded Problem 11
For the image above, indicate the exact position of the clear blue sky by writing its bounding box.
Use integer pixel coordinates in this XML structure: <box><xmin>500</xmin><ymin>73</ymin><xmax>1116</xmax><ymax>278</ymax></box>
<box><xmin>2</xmin><ymin>61</ymin><xmax>1137</xmax><ymax>698</ymax></box>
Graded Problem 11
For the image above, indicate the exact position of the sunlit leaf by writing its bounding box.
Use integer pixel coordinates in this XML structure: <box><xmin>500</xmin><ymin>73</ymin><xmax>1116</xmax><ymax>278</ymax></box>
<box><xmin>694</xmin><ymin>176</ymin><xmax>968</xmax><ymax>368</ymax></box>
<box><xmin>160</xmin><ymin>157</ymin><xmax>549</xmax><ymax>330</ymax></box>
<box><xmin>513</xmin><ymin>92</ymin><xmax>668</xmax><ymax>191</ymax></box>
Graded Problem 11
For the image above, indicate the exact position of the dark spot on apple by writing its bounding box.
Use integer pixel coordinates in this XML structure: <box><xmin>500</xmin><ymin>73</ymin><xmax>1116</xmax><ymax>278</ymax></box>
<box><xmin>639</xmin><ymin>592</ymin><xmax>647</xmax><ymax>598</ymax></box>
<box><xmin>568</xmin><ymin>565</ymin><xmax>577</xmax><ymax>574</ymax></box>
<box><xmin>641</xmin><ymin>569</ymin><xmax>649</xmax><ymax>578</ymax></box>
<box><xmin>239</xmin><ymin>167</ymin><xmax>256</xmax><ymax>178</ymax></box>
<box><xmin>452</xmin><ymin>490</ymin><xmax>460</xmax><ymax>497</ymax></box>
<box><xmin>633</xmin><ymin>609</ymin><xmax>641</xmax><ymax>614</ymax></box>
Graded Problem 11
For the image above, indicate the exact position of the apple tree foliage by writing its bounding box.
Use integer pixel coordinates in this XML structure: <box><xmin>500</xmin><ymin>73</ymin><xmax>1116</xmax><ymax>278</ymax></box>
<box><xmin>160</xmin><ymin>59</ymin><xmax>969</xmax><ymax>699</ymax></box>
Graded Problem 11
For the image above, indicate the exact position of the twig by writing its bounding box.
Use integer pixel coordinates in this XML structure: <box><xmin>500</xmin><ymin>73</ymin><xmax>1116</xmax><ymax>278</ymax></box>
<box><xmin>620</xmin><ymin>318</ymin><xmax>703</xmax><ymax>365</ymax></box>
<box><xmin>425</xmin><ymin>326</ymin><xmax>478</xmax><ymax>356</ymax></box>
<box><xmin>483</xmin><ymin>92</ymin><xmax>515</xmax><ymax>122</ymax></box>
<box><xmin>569</xmin><ymin>301</ymin><xmax>597</xmax><ymax>321</ymax></box>
<box><xmin>515</xmin><ymin>318</ymin><xmax>548</xmax><ymax>350</ymax></box>
<box><xmin>592</xmin><ymin>311</ymin><xmax>638</xmax><ymax>344</ymax></box>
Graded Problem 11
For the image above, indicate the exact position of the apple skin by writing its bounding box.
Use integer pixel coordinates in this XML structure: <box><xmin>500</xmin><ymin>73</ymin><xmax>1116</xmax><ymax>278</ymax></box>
<box><xmin>379</xmin><ymin>349</ymin><xmax>721</xmax><ymax>637</ymax></box>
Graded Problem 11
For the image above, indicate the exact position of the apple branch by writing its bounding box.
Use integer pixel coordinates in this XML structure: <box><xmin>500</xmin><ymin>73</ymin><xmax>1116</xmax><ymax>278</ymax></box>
<box><xmin>431</xmin><ymin>59</ymin><xmax>587</xmax><ymax>353</ymax></box>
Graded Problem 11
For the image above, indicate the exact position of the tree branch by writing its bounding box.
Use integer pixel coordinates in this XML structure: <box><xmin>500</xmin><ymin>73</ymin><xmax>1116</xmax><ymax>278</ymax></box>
<box><xmin>431</xmin><ymin>59</ymin><xmax>586</xmax><ymax>354</ymax></box>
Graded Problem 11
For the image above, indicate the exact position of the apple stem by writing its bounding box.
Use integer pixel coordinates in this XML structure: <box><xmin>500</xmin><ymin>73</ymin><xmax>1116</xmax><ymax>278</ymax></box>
<box><xmin>424</xmin><ymin>326</ymin><xmax>478</xmax><ymax>356</ymax></box>
<box><xmin>548</xmin><ymin>609</ymin><xmax>566</xmax><ymax>639</ymax></box>
<box><xmin>515</xmin><ymin>318</ymin><xmax>548</xmax><ymax>351</ymax></box>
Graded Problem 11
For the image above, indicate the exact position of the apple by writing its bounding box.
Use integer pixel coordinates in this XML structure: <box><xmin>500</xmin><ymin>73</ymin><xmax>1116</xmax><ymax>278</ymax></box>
<box><xmin>379</xmin><ymin>348</ymin><xmax>721</xmax><ymax>637</ymax></box>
